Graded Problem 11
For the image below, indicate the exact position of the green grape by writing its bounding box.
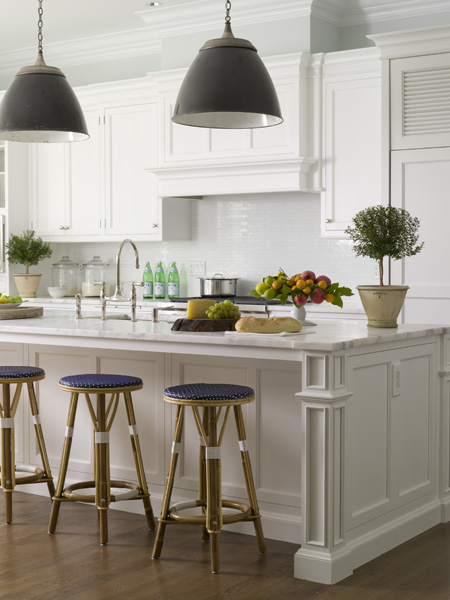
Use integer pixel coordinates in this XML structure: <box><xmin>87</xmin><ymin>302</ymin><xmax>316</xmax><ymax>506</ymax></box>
<box><xmin>207</xmin><ymin>311</ymin><xmax>214</xmax><ymax>319</ymax></box>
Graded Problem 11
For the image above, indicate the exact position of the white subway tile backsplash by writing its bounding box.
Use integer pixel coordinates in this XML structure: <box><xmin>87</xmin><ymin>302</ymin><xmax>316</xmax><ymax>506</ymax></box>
<box><xmin>52</xmin><ymin>192</ymin><xmax>378</xmax><ymax>306</ymax></box>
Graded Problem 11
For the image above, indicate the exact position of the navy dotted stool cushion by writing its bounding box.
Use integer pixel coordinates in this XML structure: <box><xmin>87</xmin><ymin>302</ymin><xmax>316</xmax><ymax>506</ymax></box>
<box><xmin>164</xmin><ymin>383</ymin><xmax>254</xmax><ymax>402</ymax></box>
<box><xmin>0</xmin><ymin>366</ymin><xmax>45</xmax><ymax>379</ymax></box>
<box><xmin>59</xmin><ymin>373</ymin><xmax>143</xmax><ymax>389</ymax></box>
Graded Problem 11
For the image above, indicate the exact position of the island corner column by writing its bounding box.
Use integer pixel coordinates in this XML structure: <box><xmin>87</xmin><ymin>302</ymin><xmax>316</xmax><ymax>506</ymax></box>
<box><xmin>294</xmin><ymin>348</ymin><xmax>353</xmax><ymax>585</ymax></box>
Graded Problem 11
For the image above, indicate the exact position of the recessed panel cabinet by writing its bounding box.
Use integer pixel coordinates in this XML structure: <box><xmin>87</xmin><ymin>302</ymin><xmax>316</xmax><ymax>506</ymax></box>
<box><xmin>30</xmin><ymin>93</ymin><xmax>189</xmax><ymax>242</ymax></box>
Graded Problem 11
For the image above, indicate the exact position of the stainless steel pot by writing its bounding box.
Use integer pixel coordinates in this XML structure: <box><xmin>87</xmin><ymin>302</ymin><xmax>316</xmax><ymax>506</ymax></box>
<box><xmin>199</xmin><ymin>273</ymin><xmax>239</xmax><ymax>297</ymax></box>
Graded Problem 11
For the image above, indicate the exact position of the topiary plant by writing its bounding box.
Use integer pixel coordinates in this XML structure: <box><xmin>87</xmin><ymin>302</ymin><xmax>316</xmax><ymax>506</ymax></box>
<box><xmin>345</xmin><ymin>205</ymin><xmax>423</xmax><ymax>286</ymax></box>
<box><xmin>6</xmin><ymin>230</ymin><xmax>53</xmax><ymax>274</ymax></box>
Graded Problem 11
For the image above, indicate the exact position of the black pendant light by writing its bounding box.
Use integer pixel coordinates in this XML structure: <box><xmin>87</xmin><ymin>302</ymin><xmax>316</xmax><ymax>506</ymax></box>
<box><xmin>0</xmin><ymin>0</ymin><xmax>89</xmax><ymax>143</ymax></box>
<box><xmin>172</xmin><ymin>0</ymin><xmax>283</xmax><ymax>129</ymax></box>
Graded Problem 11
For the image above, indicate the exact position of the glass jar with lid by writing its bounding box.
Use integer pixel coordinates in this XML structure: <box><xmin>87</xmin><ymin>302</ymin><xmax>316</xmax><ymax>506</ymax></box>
<box><xmin>51</xmin><ymin>256</ymin><xmax>81</xmax><ymax>296</ymax></box>
<box><xmin>81</xmin><ymin>256</ymin><xmax>111</xmax><ymax>297</ymax></box>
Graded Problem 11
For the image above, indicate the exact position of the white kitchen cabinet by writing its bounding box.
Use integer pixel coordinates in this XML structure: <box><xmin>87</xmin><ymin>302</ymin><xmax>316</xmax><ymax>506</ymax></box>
<box><xmin>391</xmin><ymin>53</ymin><xmax>450</xmax><ymax>151</ymax></box>
<box><xmin>391</xmin><ymin>147</ymin><xmax>450</xmax><ymax>324</ymax></box>
<box><xmin>320</xmin><ymin>48</ymin><xmax>383</xmax><ymax>237</ymax></box>
<box><xmin>30</xmin><ymin>109</ymin><xmax>101</xmax><ymax>239</ymax></box>
<box><xmin>30</xmin><ymin>83</ymin><xmax>190</xmax><ymax>242</ymax></box>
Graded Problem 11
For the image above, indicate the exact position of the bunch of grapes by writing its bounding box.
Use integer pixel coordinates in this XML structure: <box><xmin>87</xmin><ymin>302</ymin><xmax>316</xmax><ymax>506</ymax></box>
<box><xmin>206</xmin><ymin>300</ymin><xmax>241</xmax><ymax>320</ymax></box>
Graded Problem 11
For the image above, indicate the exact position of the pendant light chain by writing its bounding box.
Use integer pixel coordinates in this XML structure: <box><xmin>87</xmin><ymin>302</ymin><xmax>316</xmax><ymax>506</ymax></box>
<box><xmin>225</xmin><ymin>0</ymin><xmax>231</xmax><ymax>23</ymax></box>
<box><xmin>37</xmin><ymin>0</ymin><xmax>44</xmax><ymax>53</ymax></box>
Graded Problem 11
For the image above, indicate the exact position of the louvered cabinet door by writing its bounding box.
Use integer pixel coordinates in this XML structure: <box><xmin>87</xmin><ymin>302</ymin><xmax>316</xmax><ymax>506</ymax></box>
<box><xmin>391</xmin><ymin>53</ymin><xmax>450</xmax><ymax>150</ymax></box>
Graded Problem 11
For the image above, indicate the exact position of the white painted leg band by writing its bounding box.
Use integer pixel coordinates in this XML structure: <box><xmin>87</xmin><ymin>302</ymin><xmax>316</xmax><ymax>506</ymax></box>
<box><xmin>0</xmin><ymin>418</ymin><xmax>14</xmax><ymax>429</ymax></box>
<box><xmin>239</xmin><ymin>439</ymin><xmax>248</xmax><ymax>452</ymax></box>
<box><xmin>65</xmin><ymin>426</ymin><xmax>74</xmax><ymax>438</ymax></box>
<box><xmin>171</xmin><ymin>441</ymin><xmax>181</xmax><ymax>454</ymax></box>
<box><xmin>129</xmin><ymin>424</ymin><xmax>138</xmax><ymax>436</ymax></box>
<box><xmin>95</xmin><ymin>432</ymin><xmax>109</xmax><ymax>444</ymax></box>
<box><xmin>199</xmin><ymin>436</ymin><xmax>206</xmax><ymax>446</ymax></box>
<box><xmin>206</xmin><ymin>446</ymin><xmax>221</xmax><ymax>459</ymax></box>
<box><xmin>32</xmin><ymin>415</ymin><xmax>41</xmax><ymax>425</ymax></box>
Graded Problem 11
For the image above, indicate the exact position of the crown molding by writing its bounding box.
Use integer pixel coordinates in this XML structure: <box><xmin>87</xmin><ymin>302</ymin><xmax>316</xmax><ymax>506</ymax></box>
<box><xmin>136</xmin><ymin>0</ymin><xmax>313</xmax><ymax>37</ymax></box>
<box><xmin>0</xmin><ymin>28</ymin><xmax>161</xmax><ymax>79</ymax></box>
<box><xmin>368</xmin><ymin>23</ymin><xmax>450</xmax><ymax>58</ymax></box>
<box><xmin>313</xmin><ymin>0</ymin><xmax>450</xmax><ymax>27</ymax></box>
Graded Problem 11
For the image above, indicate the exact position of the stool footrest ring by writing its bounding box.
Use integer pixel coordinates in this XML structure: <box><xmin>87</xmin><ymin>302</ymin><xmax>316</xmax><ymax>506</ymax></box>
<box><xmin>0</xmin><ymin>465</ymin><xmax>47</xmax><ymax>485</ymax></box>
<box><xmin>62</xmin><ymin>480</ymin><xmax>143</xmax><ymax>503</ymax></box>
<box><xmin>167</xmin><ymin>499</ymin><xmax>252</xmax><ymax>525</ymax></box>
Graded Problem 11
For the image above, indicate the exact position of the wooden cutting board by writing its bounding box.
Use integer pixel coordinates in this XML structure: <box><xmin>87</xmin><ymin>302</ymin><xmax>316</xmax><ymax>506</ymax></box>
<box><xmin>0</xmin><ymin>306</ymin><xmax>44</xmax><ymax>320</ymax></box>
<box><xmin>171</xmin><ymin>318</ymin><xmax>238</xmax><ymax>332</ymax></box>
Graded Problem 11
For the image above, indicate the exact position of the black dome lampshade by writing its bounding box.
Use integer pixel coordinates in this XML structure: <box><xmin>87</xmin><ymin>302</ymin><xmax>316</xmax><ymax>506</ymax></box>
<box><xmin>0</xmin><ymin>0</ymin><xmax>89</xmax><ymax>143</ymax></box>
<box><xmin>172</xmin><ymin>2</ymin><xmax>283</xmax><ymax>129</ymax></box>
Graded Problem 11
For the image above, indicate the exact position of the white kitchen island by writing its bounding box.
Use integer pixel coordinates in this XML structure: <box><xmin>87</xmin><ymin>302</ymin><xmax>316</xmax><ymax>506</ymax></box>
<box><xmin>0</xmin><ymin>311</ymin><xmax>449</xmax><ymax>585</ymax></box>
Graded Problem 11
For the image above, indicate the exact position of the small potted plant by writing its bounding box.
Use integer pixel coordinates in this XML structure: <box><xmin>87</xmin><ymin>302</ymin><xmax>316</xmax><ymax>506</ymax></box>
<box><xmin>6</xmin><ymin>230</ymin><xmax>53</xmax><ymax>298</ymax></box>
<box><xmin>345</xmin><ymin>205</ymin><xmax>423</xmax><ymax>328</ymax></box>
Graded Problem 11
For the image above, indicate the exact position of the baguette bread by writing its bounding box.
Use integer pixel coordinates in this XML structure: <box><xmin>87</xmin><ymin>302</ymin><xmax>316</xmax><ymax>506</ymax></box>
<box><xmin>235</xmin><ymin>316</ymin><xmax>302</xmax><ymax>334</ymax></box>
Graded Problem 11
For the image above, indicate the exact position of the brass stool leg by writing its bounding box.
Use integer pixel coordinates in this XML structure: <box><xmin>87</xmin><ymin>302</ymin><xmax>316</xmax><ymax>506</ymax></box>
<box><xmin>205</xmin><ymin>406</ymin><xmax>222</xmax><ymax>573</ymax></box>
<box><xmin>48</xmin><ymin>392</ymin><xmax>79</xmax><ymax>533</ymax></box>
<box><xmin>27</xmin><ymin>381</ymin><xmax>55</xmax><ymax>499</ymax></box>
<box><xmin>95</xmin><ymin>393</ymin><xmax>110</xmax><ymax>545</ymax></box>
<box><xmin>234</xmin><ymin>406</ymin><xmax>266</xmax><ymax>553</ymax></box>
<box><xmin>123</xmin><ymin>391</ymin><xmax>155</xmax><ymax>529</ymax></box>
<box><xmin>199</xmin><ymin>408</ymin><xmax>209</xmax><ymax>542</ymax></box>
<box><xmin>152</xmin><ymin>405</ymin><xmax>185</xmax><ymax>559</ymax></box>
<box><xmin>1</xmin><ymin>383</ymin><xmax>14</xmax><ymax>524</ymax></box>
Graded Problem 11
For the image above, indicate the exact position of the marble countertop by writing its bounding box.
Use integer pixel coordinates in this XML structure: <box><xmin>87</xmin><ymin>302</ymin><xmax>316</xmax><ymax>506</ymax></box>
<box><xmin>0</xmin><ymin>309</ymin><xmax>446</xmax><ymax>353</ymax></box>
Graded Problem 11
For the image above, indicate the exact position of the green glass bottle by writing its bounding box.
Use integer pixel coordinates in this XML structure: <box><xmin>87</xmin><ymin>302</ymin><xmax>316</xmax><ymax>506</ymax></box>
<box><xmin>168</xmin><ymin>262</ymin><xmax>179</xmax><ymax>298</ymax></box>
<box><xmin>142</xmin><ymin>262</ymin><xmax>153</xmax><ymax>298</ymax></box>
<box><xmin>154</xmin><ymin>262</ymin><xmax>165</xmax><ymax>299</ymax></box>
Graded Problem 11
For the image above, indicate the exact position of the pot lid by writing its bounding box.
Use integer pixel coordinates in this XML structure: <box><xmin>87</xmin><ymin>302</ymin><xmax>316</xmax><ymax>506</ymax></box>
<box><xmin>82</xmin><ymin>255</ymin><xmax>109</xmax><ymax>268</ymax></box>
<box><xmin>200</xmin><ymin>272</ymin><xmax>239</xmax><ymax>281</ymax></box>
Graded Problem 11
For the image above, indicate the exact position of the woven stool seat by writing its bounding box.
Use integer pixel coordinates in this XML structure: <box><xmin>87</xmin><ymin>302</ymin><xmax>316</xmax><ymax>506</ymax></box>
<box><xmin>0</xmin><ymin>366</ymin><xmax>54</xmax><ymax>523</ymax></box>
<box><xmin>0</xmin><ymin>366</ymin><xmax>45</xmax><ymax>381</ymax></box>
<box><xmin>154</xmin><ymin>381</ymin><xmax>265</xmax><ymax>573</ymax></box>
<box><xmin>164</xmin><ymin>383</ymin><xmax>254</xmax><ymax>405</ymax></box>
<box><xmin>49</xmin><ymin>372</ymin><xmax>154</xmax><ymax>544</ymax></box>
<box><xmin>59</xmin><ymin>373</ymin><xmax>143</xmax><ymax>390</ymax></box>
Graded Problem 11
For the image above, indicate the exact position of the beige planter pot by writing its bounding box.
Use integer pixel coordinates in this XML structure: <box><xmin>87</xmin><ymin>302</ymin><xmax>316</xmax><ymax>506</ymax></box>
<box><xmin>13</xmin><ymin>273</ymin><xmax>42</xmax><ymax>298</ymax></box>
<box><xmin>357</xmin><ymin>285</ymin><xmax>409</xmax><ymax>328</ymax></box>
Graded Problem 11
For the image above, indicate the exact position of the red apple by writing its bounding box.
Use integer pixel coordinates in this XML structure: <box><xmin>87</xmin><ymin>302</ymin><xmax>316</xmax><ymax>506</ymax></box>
<box><xmin>301</xmin><ymin>270</ymin><xmax>316</xmax><ymax>281</ymax></box>
<box><xmin>294</xmin><ymin>294</ymin><xmax>307</xmax><ymax>307</ymax></box>
<box><xmin>315</xmin><ymin>275</ymin><xmax>331</xmax><ymax>287</ymax></box>
<box><xmin>310</xmin><ymin>289</ymin><xmax>325</xmax><ymax>304</ymax></box>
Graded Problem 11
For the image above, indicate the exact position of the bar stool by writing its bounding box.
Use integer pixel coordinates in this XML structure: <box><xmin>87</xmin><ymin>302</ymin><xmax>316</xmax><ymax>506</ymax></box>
<box><xmin>0</xmin><ymin>366</ymin><xmax>55</xmax><ymax>523</ymax></box>
<box><xmin>153</xmin><ymin>382</ymin><xmax>266</xmax><ymax>573</ymax></box>
<box><xmin>48</xmin><ymin>373</ymin><xmax>155</xmax><ymax>544</ymax></box>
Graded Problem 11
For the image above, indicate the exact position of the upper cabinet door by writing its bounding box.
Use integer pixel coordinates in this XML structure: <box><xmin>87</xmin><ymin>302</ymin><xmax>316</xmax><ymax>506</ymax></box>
<box><xmin>103</xmin><ymin>103</ymin><xmax>159</xmax><ymax>237</ymax></box>
<box><xmin>29</xmin><ymin>144</ymin><xmax>68</xmax><ymax>237</ymax></box>
<box><xmin>391</xmin><ymin>53</ymin><xmax>450</xmax><ymax>150</ymax></box>
<box><xmin>68</xmin><ymin>109</ymin><xmax>102</xmax><ymax>237</ymax></box>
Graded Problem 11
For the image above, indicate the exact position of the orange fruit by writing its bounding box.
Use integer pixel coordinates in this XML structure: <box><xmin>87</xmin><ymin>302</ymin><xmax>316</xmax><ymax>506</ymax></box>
<box><xmin>303</xmin><ymin>286</ymin><xmax>312</xmax><ymax>295</ymax></box>
<box><xmin>296</xmin><ymin>279</ymin><xmax>306</xmax><ymax>290</ymax></box>
<box><xmin>286</xmin><ymin>278</ymin><xmax>295</xmax><ymax>287</ymax></box>
<box><xmin>294</xmin><ymin>275</ymin><xmax>302</xmax><ymax>282</ymax></box>
<box><xmin>272</xmin><ymin>280</ymin><xmax>282</xmax><ymax>290</ymax></box>
<box><xmin>325</xmin><ymin>294</ymin><xmax>334</xmax><ymax>303</ymax></box>
<box><xmin>305</xmin><ymin>279</ymin><xmax>314</xmax><ymax>285</ymax></box>
<box><xmin>317</xmin><ymin>281</ymin><xmax>328</xmax><ymax>290</ymax></box>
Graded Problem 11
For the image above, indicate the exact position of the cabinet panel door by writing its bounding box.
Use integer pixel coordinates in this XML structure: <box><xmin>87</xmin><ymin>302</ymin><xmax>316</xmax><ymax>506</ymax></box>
<box><xmin>30</xmin><ymin>145</ymin><xmax>67</xmax><ymax>237</ymax></box>
<box><xmin>391</xmin><ymin>53</ymin><xmax>450</xmax><ymax>150</ymax></box>
<box><xmin>67</xmin><ymin>109</ymin><xmax>102</xmax><ymax>237</ymax></box>
<box><xmin>322</xmin><ymin>76</ymin><xmax>382</xmax><ymax>236</ymax></box>
<box><xmin>104</xmin><ymin>103</ymin><xmax>159</xmax><ymax>236</ymax></box>
<box><xmin>391</xmin><ymin>147</ymin><xmax>450</xmax><ymax>324</ymax></box>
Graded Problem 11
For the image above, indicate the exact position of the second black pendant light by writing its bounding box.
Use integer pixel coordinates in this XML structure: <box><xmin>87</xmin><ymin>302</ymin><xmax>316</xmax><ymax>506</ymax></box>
<box><xmin>172</xmin><ymin>0</ymin><xmax>283</xmax><ymax>129</ymax></box>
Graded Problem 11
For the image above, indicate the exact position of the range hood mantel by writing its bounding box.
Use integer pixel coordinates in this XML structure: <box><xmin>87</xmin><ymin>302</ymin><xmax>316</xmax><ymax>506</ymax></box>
<box><xmin>149</xmin><ymin>158</ymin><xmax>317</xmax><ymax>198</ymax></box>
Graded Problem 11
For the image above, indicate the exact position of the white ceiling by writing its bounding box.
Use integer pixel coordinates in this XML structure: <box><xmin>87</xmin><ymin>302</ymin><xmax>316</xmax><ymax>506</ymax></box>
<box><xmin>0</xmin><ymin>0</ymin><xmax>449</xmax><ymax>57</ymax></box>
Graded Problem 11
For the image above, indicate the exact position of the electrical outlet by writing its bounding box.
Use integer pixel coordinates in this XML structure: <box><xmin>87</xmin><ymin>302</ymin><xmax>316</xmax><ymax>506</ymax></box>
<box><xmin>189</xmin><ymin>261</ymin><xmax>206</xmax><ymax>276</ymax></box>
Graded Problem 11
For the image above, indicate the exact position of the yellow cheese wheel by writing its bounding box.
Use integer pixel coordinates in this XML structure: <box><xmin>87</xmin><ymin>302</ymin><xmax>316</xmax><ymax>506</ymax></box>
<box><xmin>187</xmin><ymin>299</ymin><xmax>216</xmax><ymax>319</ymax></box>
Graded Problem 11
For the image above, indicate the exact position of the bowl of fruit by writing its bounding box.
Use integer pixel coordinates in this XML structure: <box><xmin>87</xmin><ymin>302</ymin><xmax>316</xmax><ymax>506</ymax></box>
<box><xmin>0</xmin><ymin>293</ymin><xmax>23</xmax><ymax>309</ymax></box>
<box><xmin>249</xmin><ymin>269</ymin><xmax>353</xmax><ymax>311</ymax></box>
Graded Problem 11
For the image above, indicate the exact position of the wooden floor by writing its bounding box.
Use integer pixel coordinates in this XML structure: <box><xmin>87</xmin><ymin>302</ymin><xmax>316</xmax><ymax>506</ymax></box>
<box><xmin>1</xmin><ymin>492</ymin><xmax>450</xmax><ymax>600</ymax></box>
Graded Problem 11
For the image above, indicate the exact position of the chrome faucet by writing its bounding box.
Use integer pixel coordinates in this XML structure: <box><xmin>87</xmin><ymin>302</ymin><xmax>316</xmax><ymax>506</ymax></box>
<box><xmin>109</xmin><ymin>239</ymin><xmax>140</xmax><ymax>302</ymax></box>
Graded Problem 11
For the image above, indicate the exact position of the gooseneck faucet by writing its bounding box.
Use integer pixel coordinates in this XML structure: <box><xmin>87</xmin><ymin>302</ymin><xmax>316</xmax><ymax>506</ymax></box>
<box><xmin>109</xmin><ymin>238</ymin><xmax>140</xmax><ymax>302</ymax></box>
